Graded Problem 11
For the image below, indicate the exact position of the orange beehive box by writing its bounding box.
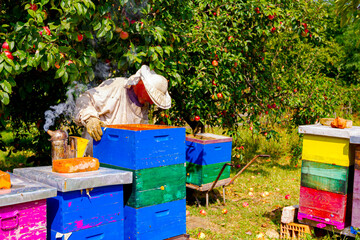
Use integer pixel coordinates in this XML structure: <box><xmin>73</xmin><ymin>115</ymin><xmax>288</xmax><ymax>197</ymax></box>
<box><xmin>52</xmin><ymin>157</ymin><xmax>99</xmax><ymax>173</ymax></box>
<box><xmin>0</xmin><ymin>170</ymin><xmax>11</xmax><ymax>189</ymax></box>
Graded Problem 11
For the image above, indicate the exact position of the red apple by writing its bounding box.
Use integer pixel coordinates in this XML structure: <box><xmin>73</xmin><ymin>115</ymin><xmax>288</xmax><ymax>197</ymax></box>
<box><xmin>222</xmin><ymin>209</ymin><xmax>228</xmax><ymax>214</ymax></box>
<box><xmin>212</xmin><ymin>80</ymin><xmax>217</xmax><ymax>86</ymax></box>
<box><xmin>212</xmin><ymin>60</ymin><xmax>218</xmax><ymax>67</ymax></box>
<box><xmin>199</xmin><ymin>209</ymin><xmax>207</xmax><ymax>216</ymax></box>
<box><xmin>186</xmin><ymin>210</ymin><xmax>190</xmax><ymax>216</ymax></box>
<box><xmin>2</xmin><ymin>42</ymin><xmax>9</xmax><ymax>50</ymax></box>
<box><xmin>4</xmin><ymin>51</ymin><xmax>14</xmax><ymax>60</ymax></box>
<box><xmin>302</xmin><ymin>23</ymin><xmax>308</xmax><ymax>28</ymax></box>
<box><xmin>43</xmin><ymin>26</ymin><xmax>51</xmax><ymax>35</ymax></box>
<box><xmin>255</xmin><ymin>7</ymin><xmax>260</xmax><ymax>14</ymax></box>
<box><xmin>120</xmin><ymin>31</ymin><xmax>129</xmax><ymax>40</ymax></box>
<box><xmin>249</xmin><ymin>126</ymin><xmax>253</xmax><ymax>131</ymax></box>
<box><xmin>242</xmin><ymin>202</ymin><xmax>249</xmax><ymax>207</ymax></box>
<box><xmin>271</xmin><ymin>27</ymin><xmax>276</xmax><ymax>33</ymax></box>
<box><xmin>285</xmin><ymin>194</ymin><xmax>291</xmax><ymax>200</ymax></box>
<box><xmin>272</xmin><ymin>103</ymin><xmax>276</xmax><ymax>108</ymax></box>
<box><xmin>264</xmin><ymin>132</ymin><xmax>268</xmax><ymax>136</ymax></box>
<box><xmin>213</xmin><ymin>12</ymin><xmax>217</xmax><ymax>16</ymax></box>
<box><xmin>293</xmin><ymin>89</ymin><xmax>297</xmax><ymax>93</ymax></box>
<box><xmin>268</xmin><ymin>15</ymin><xmax>274</xmax><ymax>20</ymax></box>
<box><xmin>198</xmin><ymin>232</ymin><xmax>206</xmax><ymax>239</ymax></box>
<box><xmin>217</xmin><ymin>92</ymin><xmax>223</xmax><ymax>99</ymax></box>
<box><xmin>67</xmin><ymin>60</ymin><xmax>74</xmax><ymax>65</ymax></box>
<box><xmin>228</xmin><ymin>36</ymin><xmax>234</xmax><ymax>41</ymax></box>
<box><xmin>194</xmin><ymin>116</ymin><xmax>200</xmax><ymax>122</ymax></box>
<box><xmin>29</xmin><ymin>3</ymin><xmax>38</xmax><ymax>11</ymax></box>
<box><xmin>77</xmin><ymin>34</ymin><xmax>84</xmax><ymax>42</ymax></box>
<box><xmin>234</xmin><ymin>62</ymin><xmax>238</xmax><ymax>67</ymax></box>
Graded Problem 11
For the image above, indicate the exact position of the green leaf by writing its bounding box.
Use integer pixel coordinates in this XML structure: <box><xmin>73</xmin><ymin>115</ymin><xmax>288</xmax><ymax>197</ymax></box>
<box><xmin>0</xmin><ymin>80</ymin><xmax>12</xmax><ymax>93</ymax></box>
<box><xmin>41</xmin><ymin>0</ymin><xmax>50</xmax><ymax>5</ymax></box>
<box><xmin>93</xmin><ymin>22</ymin><xmax>101</xmax><ymax>31</ymax></box>
<box><xmin>55</xmin><ymin>67</ymin><xmax>65</xmax><ymax>79</ymax></box>
<box><xmin>61</xmin><ymin>71</ymin><xmax>69</xmax><ymax>83</ymax></box>
<box><xmin>96</xmin><ymin>26</ymin><xmax>107</xmax><ymax>38</ymax></box>
<box><xmin>0</xmin><ymin>92</ymin><xmax>9</xmax><ymax>105</ymax></box>
<box><xmin>4</xmin><ymin>63</ymin><xmax>12</xmax><ymax>73</ymax></box>
<box><xmin>7</xmin><ymin>76</ymin><xmax>16</xmax><ymax>87</ymax></box>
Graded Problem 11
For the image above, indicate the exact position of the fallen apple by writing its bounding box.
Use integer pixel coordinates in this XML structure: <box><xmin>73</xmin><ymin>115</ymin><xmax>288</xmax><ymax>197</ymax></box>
<box><xmin>285</xmin><ymin>194</ymin><xmax>291</xmax><ymax>200</ymax></box>
<box><xmin>242</xmin><ymin>202</ymin><xmax>249</xmax><ymax>207</ymax></box>
<box><xmin>248</xmin><ymin>192</ymin><xmax>254</xmax><ymax>197</ymax></box>
<box><xmin>222</xmin><ymin>209</ymin><xmax>228</xmax><ymax>214</ymax></box>
<box><xmin>249</xmin><ymin>187</ymin><xmax>254</xmax><ymax>192</ymax></box>
<box><xmin>198</xmin><ymin>232</ymin><xmax>206</xmax><ymax>239</ymax></box>
<box><xmin>186</xmin><ymin>210</ymin><xmax>190</xmax><ymax>216</ymax></box>
<box><xmin>199</xmin><ymin>209</ymin><xmax>207</xmax><ymax>216</ymax></box>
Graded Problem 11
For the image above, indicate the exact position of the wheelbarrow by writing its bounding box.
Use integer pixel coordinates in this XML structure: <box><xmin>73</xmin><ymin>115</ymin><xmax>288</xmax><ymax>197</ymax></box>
<box><xmin>186</xmin><ymin>154</ymin><xmax>270</xmax><ymax>207</ymax></box>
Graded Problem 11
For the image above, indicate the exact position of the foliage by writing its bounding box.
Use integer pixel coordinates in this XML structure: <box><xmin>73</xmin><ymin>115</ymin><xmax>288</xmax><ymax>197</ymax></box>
<box><xmin>0</xmin><ymin>0</ymin><xmax>359</xmax><ymax>160</ymax></box>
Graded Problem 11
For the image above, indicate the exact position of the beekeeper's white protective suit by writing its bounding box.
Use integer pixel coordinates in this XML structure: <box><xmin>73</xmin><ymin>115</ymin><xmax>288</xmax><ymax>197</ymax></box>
<box><xmin>74</xmin><ymin>65</ymin><xmax>171</xmax><ymax>156</ymax></box>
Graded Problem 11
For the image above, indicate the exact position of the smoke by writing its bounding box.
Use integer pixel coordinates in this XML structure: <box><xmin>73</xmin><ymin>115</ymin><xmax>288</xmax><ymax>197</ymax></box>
<box><xmin>95</xmin><ymin>61</ymin><xmax>111</xmax><ymax>80</ymax></box>
<box><xmin>43</xmin><ymin>82</ymin><xmax>87</xmax><ymax>132</ymax></box>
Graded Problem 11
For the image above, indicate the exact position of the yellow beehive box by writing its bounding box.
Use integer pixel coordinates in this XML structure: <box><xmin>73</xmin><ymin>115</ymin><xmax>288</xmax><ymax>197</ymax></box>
<box><xmin>299</xmin><ymin>125</ymin><xmax>360</xmax><ymax>167</ymax></box>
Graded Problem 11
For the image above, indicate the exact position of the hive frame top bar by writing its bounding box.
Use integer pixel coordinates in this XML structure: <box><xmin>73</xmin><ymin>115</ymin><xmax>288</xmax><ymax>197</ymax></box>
<box><xmin>13</xmin><ymin>166</ymin><xmax>133</xmax><ymax>192</ymax></box>
<box><xmin>0</xmin><ymin>173</ymin><xmax>57</xmax><ymax>207</ymax></box>
<box><xmin>298</xmin><ymin>124</ymin><xmax>360</xmax><ymax>139</ymax></box>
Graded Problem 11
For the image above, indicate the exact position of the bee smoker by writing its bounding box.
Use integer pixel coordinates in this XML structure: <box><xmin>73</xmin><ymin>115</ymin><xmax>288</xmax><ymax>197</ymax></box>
<box><xmin>47</xmin><ymin>129</ymin><xmax>77</xmax><ymax>161</ymax></box>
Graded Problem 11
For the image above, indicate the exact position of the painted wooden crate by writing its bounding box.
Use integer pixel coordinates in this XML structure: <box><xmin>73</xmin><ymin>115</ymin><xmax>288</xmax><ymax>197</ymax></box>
<box><xmin>13</xmin><ymin>166</ymin><xmax>132</xmax><ymax>238</ymax></box>
<box><xmin>101</xmin><ymin>163</ymin><xmax>186</xmax><ymax>208</ymax></box>
<box><xmin>351</xmin><ymin>145</ymin><xmax>360</xmax><ymax>228</ymax></box>
<box><xmin>301</xmin><ymin>160</ymin><xmax>351</xmax><ymax>194</ymax></box>
<box><xmin>0</xmin><ymin>174</ymin><xmax>57</xmax><ymax>240</ymax></box>
<box><xmin>49</xmin><ymin>221</ymin><xmax>123</xmax><ymax>240</ymax></box>
<box><xmin>298</xmin><ymin>186</ymin><xmax>352</xmax><ymax>230</ymax></box>
<box><xmin>124</xmin><ymin>199</ymin><xmax>186</xmax><ymax>240</ymax></box>
<box><xmin>94</xmin><ymin>124</ymin><xmax>186</xmax><ymax>170</ymax></box>
<box><xmin>186</xmin><ymin>133</ymin><xmax>232</xmax><ymax>165</ymax></box>
<box><xmin>186</xmin><ymin>161</ymin><xmax>231</xmax><ymax>186</ymax></box>
<box><xmin>47</xmin><ymin>185</ymin><xmax>124</xmax><ymax>233</ymax></box>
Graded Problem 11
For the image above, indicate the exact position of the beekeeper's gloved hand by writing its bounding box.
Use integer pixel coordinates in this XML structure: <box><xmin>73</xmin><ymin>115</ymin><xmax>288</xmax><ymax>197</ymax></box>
<box><xmin>85</xmin><ymin>117</ymin><xmax>106</xmax><ymax>141</ymax></box>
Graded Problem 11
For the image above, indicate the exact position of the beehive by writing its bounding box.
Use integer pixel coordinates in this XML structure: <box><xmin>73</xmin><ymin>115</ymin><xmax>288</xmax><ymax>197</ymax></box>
<box><xmin>186</xmin><ymin>161</ymin><xmax>231</xmax><ymax>186</ymax></box>
<box><xmin>0</xmin><ymin>174</ymin><xmax>56</xmax><ymax>240</ymax></box>
<box><xmin>14</xmin><ymin>166</ymin><xmax>132</xmax><ymax>239</ymax></box>
<box><xmin>94</xmin><ymin>124</ymin><xmax>186</xmax><ymax>170</ymax></box>
<box><xmin>298</xmin><ymin>125</ymin><xmax>360</xmax><ymax>230</ymax></box>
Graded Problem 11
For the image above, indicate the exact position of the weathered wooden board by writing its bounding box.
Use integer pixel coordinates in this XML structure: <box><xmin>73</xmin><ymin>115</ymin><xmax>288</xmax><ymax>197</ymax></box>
<box><xmin>47</xmin><ymin>185</ymin><xmax>124</xmax><ymax>233</ymax></box>
<box><xmin>354</xmin><ymin>146</ymin><xmax>360</xmax><ymax>170</ymax></box>
<box><xmin>49</xmin><ymin>221</ymin><xmax>124</xmax><ymax>240</ymax></box>
<box><xmin>301</xmin><ymin>160</ymin><xmax>350</xmax><ymax>194</ymax></box>
<box><xmin>351</xmin><ymin>169</ymin><xmax>360</xmax><ymax>228</ymax></box>
<box><xmin>302</xmin><ymin>134</ymin><xmax>353</xmax><ymax>166</ymax></box>
<box><xmin>101</xmin><ymin>163</ymin><xmax>186</xmax><ymax>208</ymax></box>
<box><xmin>94</xmin><ymin>124</ymin><xmax>186</xmax><ymax>170</ymax></box>
<box><xmin>0</xmin><ymin>200</ymin><xmax>47</xmax><ymax>240</ymax></box>
<box><xmin>299</xmin><ymin>186</ymin><xmax>350</xmax><ymax>228</ymax></box>
<box><xmin>124</xmin><ymin>199</ymin><xmax>186</xmax><ymax>240</ymax></box>
<box><xmin>186</xmin><ymin>161</ymin><xmax>231</xmax><ymax>186</ymax></box>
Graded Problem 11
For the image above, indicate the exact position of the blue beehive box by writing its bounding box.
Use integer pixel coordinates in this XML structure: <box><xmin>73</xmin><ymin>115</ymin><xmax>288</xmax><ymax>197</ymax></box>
<box><xmin>124</xmin><ymin>199</ymin><xmax>186</xmax><ymax>240</ymax></box>
<box><xmin>94</xmin><ymin>124</ymin><xmax>186</xmax><ymax>170</ymax></box>
<box><xmin>13</xmin><ymin>166</ymin><xmax>132</xmax><ymax>239</ymax></box>
<box><xmin>186</xmin><ymin>133</ymin><xmax>232</xmax><ymax>165</ymax></box>
<box><xmin>49</xmin><ymin>221</ymin><xmax>123</xmax><ymax>240</ymax></box>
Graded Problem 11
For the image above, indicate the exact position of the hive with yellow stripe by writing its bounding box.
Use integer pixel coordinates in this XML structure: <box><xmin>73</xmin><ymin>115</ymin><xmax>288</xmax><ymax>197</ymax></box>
<box><xmin>298</xmin><ymin>124</ymin><xmax>360</xmax><ymax>230</ymax></box>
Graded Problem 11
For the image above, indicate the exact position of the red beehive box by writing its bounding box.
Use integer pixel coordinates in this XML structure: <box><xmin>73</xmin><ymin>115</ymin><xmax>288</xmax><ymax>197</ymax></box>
<box><xmin>298</xmin><ymin>186</ymin><xmax>351</xmax><ymax>230</ymax></box>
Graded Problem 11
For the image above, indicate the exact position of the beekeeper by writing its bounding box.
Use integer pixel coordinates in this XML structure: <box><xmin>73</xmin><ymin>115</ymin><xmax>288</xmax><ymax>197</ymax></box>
<box><xmin>74</xmin><ymin>65</ymin><xmax>171</xmax><ymax>155</ymax></box>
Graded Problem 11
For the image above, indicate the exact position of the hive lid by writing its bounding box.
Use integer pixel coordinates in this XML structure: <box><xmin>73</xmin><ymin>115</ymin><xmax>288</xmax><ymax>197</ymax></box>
<box><xmin>186</xmin><ymin>133</ymin><xmax>232</xmax><ymax>144</ymax></box>
<box><xmin>0</xmin><ymin>173</ymin><xmax>57</xmax><ymax>207</ymax></box>
<box><xmin>13</xmin><ymin>166</ymin><xmax>133</xmax><ymax>192</ymax></box>
<box><xmin>298</xmin><ymin>124</ymin><xmax>360</xmax><ymax>139</ymax></box>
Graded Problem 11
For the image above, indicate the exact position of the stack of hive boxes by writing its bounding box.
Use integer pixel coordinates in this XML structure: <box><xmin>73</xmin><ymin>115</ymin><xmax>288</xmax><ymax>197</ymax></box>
<box><xmin>185</xmin><ymin>133</ymin><xmax>232</xmax><ymax>186</ymax></box>
<box><xmin>13</xmin><ymin>166</ymin><xmax>132</xmax><ymax>240</ymax></box>
<box><xmin>94</xmin><ymin>124</ymin><xmax>187</xmax><ymax>240</ymax></box>
<box><xmin>298</xmin><ymin>125</ymin><xmax>360</xmax><ymax>230</ymax></box>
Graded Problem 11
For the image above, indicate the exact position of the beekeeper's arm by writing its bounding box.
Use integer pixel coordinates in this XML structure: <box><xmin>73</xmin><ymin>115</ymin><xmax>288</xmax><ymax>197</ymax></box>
<box><xmin>74</xmin><ymin>84</ymin><xmax>110</xmax><ymax>141</ymax></box>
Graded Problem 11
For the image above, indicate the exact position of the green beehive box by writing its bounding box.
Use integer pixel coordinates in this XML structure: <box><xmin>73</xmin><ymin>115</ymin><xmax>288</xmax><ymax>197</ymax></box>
<box><xmin>301</xmin><ymin>160</ymin><xmax>352</xmax><ymax>194</ymax></box>
<box><xmin>186</xmin><ymin>161</ymin><xmax>231</xmax><ymax>186</ymax></box>
<box><xmin>101</xmin><ymin>163</ymin><xmax>186</xmax><ymax>208</ymax></box>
